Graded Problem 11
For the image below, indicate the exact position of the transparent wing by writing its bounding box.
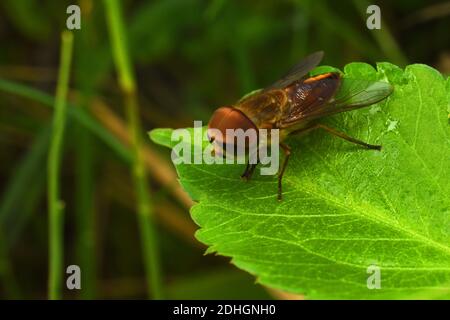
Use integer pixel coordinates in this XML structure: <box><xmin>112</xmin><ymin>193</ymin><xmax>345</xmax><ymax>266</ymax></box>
<box><xmin>280</xmin><ymin>78</ymin><xmax>393</xmax><ymax>127</ymax></box>
<box><xmin>263</xmin><ymin>51</ymin><xmax>324</xmax><ymax>92</ymax></box>
<box><xmin>332</xmin><ymin>78</ymin><xmax>394</xmax><ymax>110</ymax></box>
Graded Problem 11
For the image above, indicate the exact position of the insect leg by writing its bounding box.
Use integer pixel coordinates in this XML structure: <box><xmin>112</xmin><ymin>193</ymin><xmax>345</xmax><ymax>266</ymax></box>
<box><xmin>315</xmin><ymin>124</ymin><xmax>381</xmax><ymax>150</ymax></box>
<box><xmin>241</xmin><ymin>163</ymin><xmax>257</xmax><ymax>181</ymax></box>
<box><xmin>278</xmin><ymin>143</ymin><xmax>291</xmax><ymax>201</ymax></box>
<box><xmin>241</xmin><ymin>161</ymin><xmax>250</xmax><ymax>178</ymax></box>
<box><xmin>291</xmin><ymin>124</ymin><xmax>381</xmax><ymax>150</ymax></box>
<box><xmin>241</xmin><ymin>161</ymin><xmax>250</xmax><ymax>179</ymax></box>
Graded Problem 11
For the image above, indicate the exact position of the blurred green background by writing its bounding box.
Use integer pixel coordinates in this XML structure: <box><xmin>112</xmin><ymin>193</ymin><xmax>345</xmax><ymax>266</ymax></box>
<box><xmin>0</xmin><ymin>0</ymin><xmax>449</xmax><ymax>299</ymax></box>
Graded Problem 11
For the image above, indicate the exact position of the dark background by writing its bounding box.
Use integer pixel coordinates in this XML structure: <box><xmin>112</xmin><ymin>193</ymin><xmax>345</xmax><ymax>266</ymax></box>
<box><xmin>0</xmin><ymin>0</ymin><xmax>449</xmax><ymax>299</ymax></box>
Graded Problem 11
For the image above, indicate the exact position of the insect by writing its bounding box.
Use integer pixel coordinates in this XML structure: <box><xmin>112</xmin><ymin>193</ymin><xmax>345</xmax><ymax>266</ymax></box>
<box><xmin>207</xmin><ymin>51</ymin><xmax>393</xmax><ymax>200</ymax></box>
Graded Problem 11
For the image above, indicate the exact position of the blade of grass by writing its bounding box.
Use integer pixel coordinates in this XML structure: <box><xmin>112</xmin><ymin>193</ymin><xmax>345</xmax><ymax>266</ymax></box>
<box><xmin>73</xmin><ymin>4</ymin><xmax>97</xmax><ymax>299</ymax></box>
<box><xmin>0</xmin><ymin>126</ymin><xmax>50</xmax><ymax>227</ymax></box>
<box><xmin>0</xmin><ymin>126</ymin><xmax>50</xmax><ymax>299</ymax></box>
<box><xmin>297</xmin><ymin>1</ymin><xmax>380</xmax><ymax>60</ymax></box>
<box><xmin>73</xmin><ymin>102</ymin><xmax>96</xmax><ymax>300</ymax></box>
<box><xmin>90</xmin><ymin>98</ymin><xmax>194</xmax><ymax>209</ymax></box>
<box><xmin>290</xmin><ymin>0</ymin><xmax>310</xmax><ymax>61</ymax></box>
<box><xmin>352</xmin><ymin>0</ymin><xmax>408</xmax><ymax>66</ymax></box>
<box><xmin>47</xmin><ymin>31</ymin><xmax>73</xmax><ymax>300</ymax></box>
<box><xmin>0</xmin><ymin>78</ymin><xmax>131</xmax><ymax>163</ymax></box>
<box><xmin>0</xmin><ymin>228</ymin><xmax>20</xmax><ymax>298</ymax></box>
<box><xmin>103</xmin><ymin>0</ymin><xmax>163</xmax><ymax>299</ymax></box>
<box><xmin>8</xmin><ymin>172</ymin><xmax>46</xmax><ymax>247</ymax></box>
<box><xmin>231</xmin><ymin>41</ymin><xmax>255</xmax><ymax>95</ymax></box>
<box><xmin>0</xmin><ymin>79</ymin><xmax>193</xmax><ymax>207</ymax></box>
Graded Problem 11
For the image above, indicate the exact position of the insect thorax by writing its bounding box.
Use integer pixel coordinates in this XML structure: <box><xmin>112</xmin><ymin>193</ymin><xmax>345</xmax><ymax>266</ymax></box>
<box><xmin>235</xmin><ymin>90</ymin><xmax>288</xmax><ymax>129</ymax></box>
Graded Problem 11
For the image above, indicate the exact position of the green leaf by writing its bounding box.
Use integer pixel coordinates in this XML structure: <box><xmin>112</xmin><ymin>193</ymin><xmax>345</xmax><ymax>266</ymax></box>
<box><xmin>446</xmin><ymin>76</ymin><xmax>450</xmax><ymax>116</ymax></box>
<box><xmin>149</xmin><ymin>62</ymin><xmax>450</xmax><ymax>299</ymax></box>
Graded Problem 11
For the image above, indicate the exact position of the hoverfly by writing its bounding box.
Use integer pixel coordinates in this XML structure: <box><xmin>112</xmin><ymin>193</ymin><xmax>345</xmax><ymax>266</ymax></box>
<box><xmin>207</xmin><ymin>51</ymin><xmax>393</xmax><ymax>200</ymax></box>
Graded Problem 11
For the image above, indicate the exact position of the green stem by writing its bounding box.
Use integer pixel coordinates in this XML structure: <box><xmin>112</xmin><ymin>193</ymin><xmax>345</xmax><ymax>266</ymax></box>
<box><xmin>0</xmin><ymin>228</ymin><xmax>20</xmax><ymax>298</ymax></box>
<box><xmin>47</xmin><ymin>31</ymin><xmax>73</xmax><ymax>300</ymax></box>
<box><xmin>74</xmin><ymin>11</ymin><xmax>97</xmax><ymax>299</ymax></box>
<box><xmin>352</xmin><ymin>0</ymin><xmax>408</xmax><ymax>66</ymax></box>
<box><xmin>0</xmin><ymin>127</ymin><xmax>51</xmax><ymax>301</ymax></box>
<box><xmin>74</xmin><ymin>121</ymin><xmax>96</xmax><ymax>299</ymax></box>
<box><xmin>231</xmin><ymin>42</ymin><xmax>255</xmax><ymax>95</ymax></box>
<box><xmin>103</xmin><ymin>0</ymin><xmax>163</xmax><ymax>299</ymax></box>
<box><xmin>290</xmin><ymin>0</ymin><xmax>310</xmax><ymax>62</ymax></box>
